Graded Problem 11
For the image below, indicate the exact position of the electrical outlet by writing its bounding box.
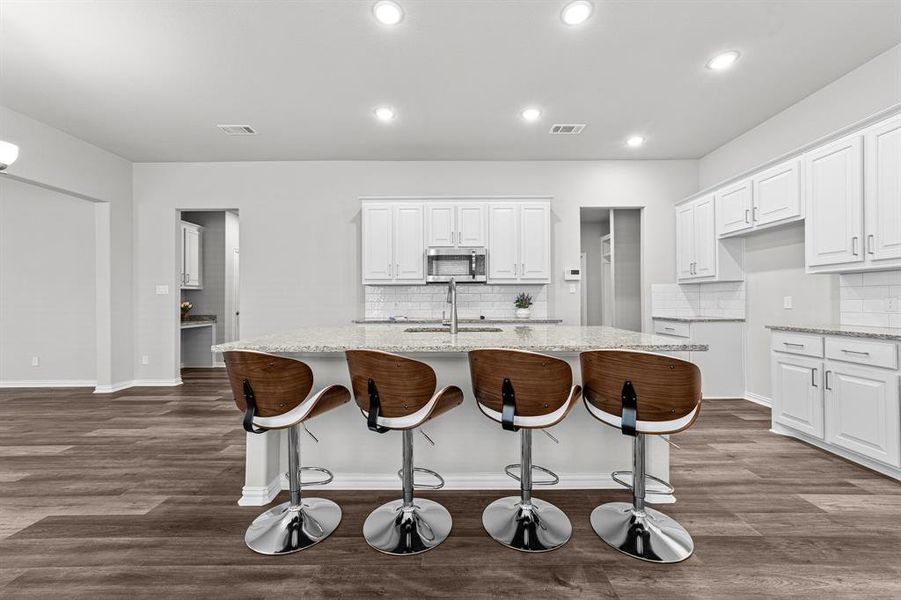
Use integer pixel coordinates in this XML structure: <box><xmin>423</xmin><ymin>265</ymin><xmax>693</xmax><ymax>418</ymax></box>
<box><xmin>568</xmin><ymin>283</ymin><xmax>576</xmax><ymax>294</ymax></box>
<box><xmin>31</xmin><ymin>356</ymin><xmax>39</xmax><ymax>367</ymax></box>
<box><xmin>783</xmin><ymin>296</ymin><xmax>793</xmax><ymax>309</ymax></box>
<box><xmin>155</xmin><ymin>285</ymin><xmax>169</xmax><ymax>295</ymax></box>
<box><xmin>888</xmin><ymin>297</ymin><xmax>900</xmax><ymax>312</ymax></box>
<box><xmin>141</xmin><ymin>355</ymin><xmax>150</xmax><ymax>365</ymax></box>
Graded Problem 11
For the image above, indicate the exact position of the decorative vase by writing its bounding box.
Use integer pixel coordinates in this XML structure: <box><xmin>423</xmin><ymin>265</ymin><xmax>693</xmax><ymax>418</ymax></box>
<box><xmin>515</xmin><ymin>308</ymin><xmax>531</xmax><ymax>319</ymax></box>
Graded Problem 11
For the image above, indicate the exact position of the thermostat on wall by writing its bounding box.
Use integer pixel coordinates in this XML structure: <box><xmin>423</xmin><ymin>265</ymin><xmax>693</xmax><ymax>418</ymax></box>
<box><xmin>564</xmin><ymin>267</ymin><xmax>581</xmax><ymax>281</ymax></box>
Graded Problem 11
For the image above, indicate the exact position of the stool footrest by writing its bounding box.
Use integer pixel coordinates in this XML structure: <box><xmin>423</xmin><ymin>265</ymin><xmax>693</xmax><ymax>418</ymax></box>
<box><xmin>611</xmin><ymin>470</ymin><xmax>674</xmax><ymax>495</ymax></box>
<box><xmin>396</xmin><ymin>467</ymin><xmax>445</xmax><ymax>490</ymax></box>
<box><xmin>292</xmin><ymin>466</ymin><xmax>334</xmax><ymax>487</ymax></box>
<box><xmin>504</xmin><ymin>463</ymin><xmax>560</xmax><ymax>486</ymax></box>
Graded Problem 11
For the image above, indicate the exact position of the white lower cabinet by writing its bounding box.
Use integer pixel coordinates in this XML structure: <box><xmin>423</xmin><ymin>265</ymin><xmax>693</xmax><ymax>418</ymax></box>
<box><xmin>825</xmin><ymin>362</ymin><xmax>900</xmax><ymax>467</ymax></box>
<box><xmin>652</xmin><ymin>319</ymin><xmax>745</xmax><ymax>398</ymax></box>
<box><xmin>772</xmin><ymin>353</ymin><xmax>824</xmax><ymax>439</ymax></box>
<box><xmin>771</xmin><ymin>331</ymin><xmax>901</xmax><ymax>478</ymax></box>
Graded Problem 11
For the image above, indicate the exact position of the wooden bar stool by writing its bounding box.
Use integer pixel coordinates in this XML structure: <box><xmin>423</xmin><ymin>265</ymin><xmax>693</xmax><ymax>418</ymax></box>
<box><xmin>468</xmin><ymin>349</ymin><xmax>582</xmax><ymax>552</ymax></box>
<box><xmin>580</xmin><ymin>350</ymin><xmax>702</xmax><ymax>563</ymax></box>
<box><xmin>345</xmin><ymin>350</ymin><xmax>464</xmax><ymax>555</ymax></box>
<box><xmin>224</xmin><ymin>350</ymin><xmax>351</xmax><ymax>555</ymax></box>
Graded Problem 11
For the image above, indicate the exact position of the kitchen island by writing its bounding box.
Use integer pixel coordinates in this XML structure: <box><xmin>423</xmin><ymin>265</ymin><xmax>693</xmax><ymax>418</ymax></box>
<box><xmin>213</xmin><ymin>324</ymin><xmax>705</xmax><ymax>506</ymax></box>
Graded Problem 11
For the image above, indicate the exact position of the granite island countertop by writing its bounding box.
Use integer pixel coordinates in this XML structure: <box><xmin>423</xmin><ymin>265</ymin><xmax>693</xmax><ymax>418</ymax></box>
<box><xmin>212</xmin><ymin>324</ymin><xmax>707</xmax><ymax>354</ymax></box>
<box><xmin>652</xmin><ymin>316</ymin><xmax>746</xmax><ymax>323</ymax></box>
<box><xmin>352</xmin><ymin>318</ymin><xmax>564</xmax><ymax>325</ymax></box>
<box><xmin>767</xmin><ymin>323</ymin><xmax>901</xmax><ymax>341</ymax></box>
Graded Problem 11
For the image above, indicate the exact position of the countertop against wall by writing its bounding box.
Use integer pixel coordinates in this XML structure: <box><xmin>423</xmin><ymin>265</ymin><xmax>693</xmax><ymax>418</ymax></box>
<box><xmin>181</xmin><ymin>315</ymin><xmax>217</xmax><ymax>329</ymax></box>
<box><xmin>353</xmin><ymin>318</ymin><xmax>564</xmax><ymax>325</ymax></box>
<box><xmin>652</xmin><ymin>316</ymin><xmax>746</xmax><ymax>323</ymax></box>
<box><xmin>767</xmin><ymin>323</ymin><xmax>901</xmax><ymax>341</ymax></box>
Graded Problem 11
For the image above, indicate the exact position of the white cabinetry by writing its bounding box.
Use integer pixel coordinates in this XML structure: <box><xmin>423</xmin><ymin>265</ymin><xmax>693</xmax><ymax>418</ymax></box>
<box><xmin>675</xmin><ymin>195</ymin><xmax>743</xmax><ymax>283</ymax></box>
<box><xmin>488</xmin><ymin>201</ymin><xmax>550</xmax><ymax>283</ymax></box>
<box><xmin>771</xmin><ymin>330</ymin><xmax>901</xmax><ymax>479</ymax></box>
<box><xmin>753</xmin><ymin>159</ymin><xmax>802</xmax><ymax>228</ymax></box>
<box><xmin>804</xmin><ymin>133</ymin><xmax>864</xmax><ymax>269</ymax></box>
<box><xmin>716</xmin><ymin>179</ymin><xmax>753</xmax><ymax>236</ymax></box>
<box><xmin>425</xmin><ymin>202</ymin><xmax>486</xmax><ymax>248</ymax></box>
<box><xmin>362</xmin><ymin>202</ymin><xmax>425</xmax><ymax>284</ymax></box>
<box><xmin>180</xmin><ymin>221</ymin><xmax>203</xmax><ymax>290</ymax></box>
<box><xmin>652</xmin><ymin>319</ymin><xmax>745</xmax><ymax>398</ymax></box>
<box><xmin>864</xmin><ymin>113</ymin><xmax>901</xmax><ymax>263</ymax></box>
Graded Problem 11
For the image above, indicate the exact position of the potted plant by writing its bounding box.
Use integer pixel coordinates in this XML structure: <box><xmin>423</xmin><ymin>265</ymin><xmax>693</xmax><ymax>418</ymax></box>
<box><xmin>514</xmin><ymin>293</ymin><xmax>532</xmax><ymax>319</ymax></box>
<box><xmin>180</xmin><ymin>300</ymin><xmax>193</xmax><ymax>320</ymax></box>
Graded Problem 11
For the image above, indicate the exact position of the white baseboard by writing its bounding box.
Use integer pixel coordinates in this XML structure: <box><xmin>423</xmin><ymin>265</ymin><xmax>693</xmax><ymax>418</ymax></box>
<box><xmin>743</xmin><ymin>392</ymin><xmax>772</xmax><ymax>407</ymax></box>
<box><xmin>239</xmin><ymin>472</ymin><xmax>676</xmax><ymax>507</ymax></box>
<box><xmin>92</xmin><ymin>378</ymin><xmax>183</xmax><ymax>394</ymax></box>
<box><xmin>0</xmin><ymin>379</ymin><xmax>97</xmax><ymax>389</ymax></box>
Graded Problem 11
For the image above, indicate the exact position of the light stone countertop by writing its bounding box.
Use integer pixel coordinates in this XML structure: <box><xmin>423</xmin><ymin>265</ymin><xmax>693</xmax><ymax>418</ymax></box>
<box><xmin>352</xmin><ymin>318</ymin><xmax>564</xmax><ymax>325</ymax></box>
<box><xmin>653</xmin><ymin>316</ymin><xmax>746</xmax><ymax>323</ymax></box>
<box><xmin>767</xmin><ymin>323</ymin><xmax>901</xmax><ymax>341</ymax></box>
<box><xmin>212</xmin><ymin>324</ymin><xmax>707</xmax><ymax>354</ymax></box>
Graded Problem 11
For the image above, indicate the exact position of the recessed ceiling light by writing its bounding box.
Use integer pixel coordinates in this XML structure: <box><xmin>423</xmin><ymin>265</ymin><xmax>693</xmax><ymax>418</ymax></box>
<box><xmin>374</xmin><ymin>106</ymin><xmax>396</xmax><ymax>122</ymax></box>
<box><xmin>626</xmin><ymin>135</ymin><xmax>645</xmax><ymax>148</ymax></box>
<box><xmin>706</xmin><ymin>50</ymin><xmax>740</xmax><ymax>71</ymax></box>
<box><xmin>561</xmin><ymin>1</ymin><xmax>593</xmax><ymax>25</ymax></box>
<box><xmin>373</xmin><ymin>1</ymin><xmax>403</xmax><ymax>25</ymax></box>
<box><xmin>521</xmin><ymin>107</ymin><xmax>542</xmax><ymax>122</ymax></box>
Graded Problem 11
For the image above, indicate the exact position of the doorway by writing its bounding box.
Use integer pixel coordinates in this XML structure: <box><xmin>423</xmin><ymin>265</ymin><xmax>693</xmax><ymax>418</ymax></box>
<box><xmin>176</xmin><ymin>209</ymin><xmax>240</xmax><ymax>369</ymax></box>
<box><xmin>580</xmin><ymin>208</ymin><xmax>642</xmax><ymax>331</ymax></box>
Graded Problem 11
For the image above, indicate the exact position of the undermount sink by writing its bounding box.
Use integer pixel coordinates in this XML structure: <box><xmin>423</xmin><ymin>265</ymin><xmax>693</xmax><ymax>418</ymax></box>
<box><xmin>404</xmin><ymin>326</ymin><xmax>504</xmax><ymax>333</ymax></box>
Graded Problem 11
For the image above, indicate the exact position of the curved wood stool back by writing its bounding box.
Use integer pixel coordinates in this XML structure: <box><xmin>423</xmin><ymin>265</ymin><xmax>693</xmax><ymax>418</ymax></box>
<box><xmin>345</xmin><ymin>349</ymin><xmax>438</xmax><ymax>421</ymax></box>
<box><xmin>580</xmin><ymin>350</ymin><xmax>701</xmax><ymax>433</ymax></box>
<box><xmin>579</xmin><ymin>350</ymin><xmax>702</xmax><ymax>564</ymax></box>
<box><xmin>468</xmin><ymin>349</ymin><xmax>577</xmax><ymax>426</ymax></box>
<box><xmin>224</xmin><ymin>351</ymin><xmax>314</xmax><ymax>420</ymax></box>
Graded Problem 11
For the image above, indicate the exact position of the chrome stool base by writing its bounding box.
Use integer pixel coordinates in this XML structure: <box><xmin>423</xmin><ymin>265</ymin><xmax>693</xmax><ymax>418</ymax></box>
<box><xmin>482</xmin><ymin>496</ymin><xmax>572</xmax><ymax>552</ymax></box>
<box><xmin>590</xmin><ymin>501</ymin><xmax>694</xmax><ymax>564</ymax></box>
<box><xmin>245</xmin><ymin>497</ymin><xmax>342</xmax><ymax>556</ymax></box>
<box><xmin>363</xmin><ymin>498</ymin><xmax>453</xmax><ymax>555</ymax></box>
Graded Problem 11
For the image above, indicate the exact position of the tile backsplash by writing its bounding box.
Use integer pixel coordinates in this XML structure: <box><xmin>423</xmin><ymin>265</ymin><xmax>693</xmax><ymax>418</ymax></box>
<box><xmin>840</xmin><ymin>271</ymin><xmax>901</xmax><ymax>328</ymax></box>
<box><xmin>651</xmin><ymin>282</ymin><xmax>746</xmax><ymax>319</ymax></box>
<box><xmin>365</xmin><ymin>284</ymin><xmax>548</xmax><ymax>320</ymax></box>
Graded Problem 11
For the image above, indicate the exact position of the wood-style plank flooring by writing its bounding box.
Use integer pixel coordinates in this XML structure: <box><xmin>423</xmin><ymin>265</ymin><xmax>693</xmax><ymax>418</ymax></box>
<box><xmin>1</xmin><ymin>369</ymin><xmax>900</xmax><ymax>599</ymax></box>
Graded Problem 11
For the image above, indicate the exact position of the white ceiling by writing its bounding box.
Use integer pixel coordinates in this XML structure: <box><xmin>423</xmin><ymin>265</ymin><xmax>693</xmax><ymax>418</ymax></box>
<box><xmin>1</xmin><ymin>0</ymin><xmax>900</xmax><ymax>162</ymax></box>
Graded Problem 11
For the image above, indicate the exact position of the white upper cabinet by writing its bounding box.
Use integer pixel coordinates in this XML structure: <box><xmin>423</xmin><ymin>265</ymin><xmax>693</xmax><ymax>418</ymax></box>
<box><xmin>426</xmin><ymin>202</ymin><xmax>486</xmax><ymax>247</ymax></box>
<box><xmin>425</xmin><ymin>204</ymin><xmax>455</xmax><ymax>247</ymax></box>
<box><xmin>805</xmin><ymin>133</ymin><xmax>864</xmax><ymax>269</ymax></box>
<box><xmin>181</xmin><ymin>221</ymin><xmax>203</xmax><ymax>290</ymax></box>
<box><xmin>753</xmin><ymin>159</ymin><xmax>802</xmax><ymax>227</ymax></box>
<box><xmin>716</xmin><ymin>179</ymin><xmax>753</xmax><ymax>236</ymax></box>
<box><xmin>362</xmin><ymin>202</ymin><xmax>425</xmax><ymax>284</ymax></box>
<box><xmin>488</xmin><ymin>201</ymin><xmax>550</xmax><ymax>283</ymax></box>
<box><xmin>676</xmin><ymin>195</ymin><xmax>743</xmax><ymax>283</ymax></box>
<box><xmin>864</xmin><ymin>113</ymin><xmax>901</xmax><ymax>263</ymax></box>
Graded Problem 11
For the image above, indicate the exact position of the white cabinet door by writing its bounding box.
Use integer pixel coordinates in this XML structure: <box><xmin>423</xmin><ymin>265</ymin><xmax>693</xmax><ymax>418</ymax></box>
<box><xmin>805</xmin><ymin>134</ymin><xmax>864</xmax><ymax>267</ymax></box>
<box><xmin>675</xmin><ymin>203</ymin><xmax>695</xmax><ymax>281</ymax></box>
<box><xmin>456</xmin><ymin>203</ymin><xmax>486</xmax><ymax>247</ymax></box>
<box><xmin>393</xmin><ymin>204</ymin><xmax>424</xmax><ymax>281</ymax></box>
<box><xmin>717</xmin><ymin>179</ymin><xmax>753</xmax><ymax>236</ymax></box>
<box><xmin>692</xmin><ymin>195</ymin><xmax>717</xmax><ymax>278</ymax></box>
<box><xmin>425</xmin><ymin>204</ymin><xmax>455</xmax><ymax>247</ymax></box>
<box><xmin>753</xmin><ymin>159</ymin><xmax>801</xmax><ymax>227</ymax></box>
<box><xmin>825</xmin><ymin>363</ymin><xmax>900</xmax><ymax>467</ymax></box>
<box><xmin>362</xmin><ymin>204</ymin><xmax>394</xmax><ymax>282</ymax></box>
<box><xmin>864</xmin><ymin>114</ymin><xmax>901</xmax><ymax>262</ymax></box>
<box><xmin>488</xmin><ymin>203</ymin><xmax>519</xmax><ymax>281</ymax></box>
<box><xmin>519</xmin><ymin>203</ymin><xmax>550</xmax><ymax>281</ymax></box>
<box><xmin>182</xmin><ymin>223</ymin><xmax>202</xmax><ymax>289</ymax></box>
<box><xmin>772</xmin><ymin>354</ymin><xmax>824</xmax><ymax>439</ymax></box>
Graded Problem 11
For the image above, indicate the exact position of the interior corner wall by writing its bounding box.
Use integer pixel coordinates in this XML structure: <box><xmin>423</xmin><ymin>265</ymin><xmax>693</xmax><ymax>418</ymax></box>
<box><xmin>697</xmin><ymin>44</ymin><xmax>901</xmax><ymax>400</ymax></box>
<box><xmin>133</xmin><ymin>160</ymin><xmax>697</xmax><ymax>382</ymax></box>
<box><xmin>0</xmin><ymin>105</ymin><xmax>134</xmax><ymax>389</ymax></box>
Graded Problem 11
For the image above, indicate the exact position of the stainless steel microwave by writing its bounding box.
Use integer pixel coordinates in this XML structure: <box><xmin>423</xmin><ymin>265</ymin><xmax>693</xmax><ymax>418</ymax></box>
<box><xmin>426</xmin><ymin>247</ymin><xmax>487</xmax><ymax>283</ymax></box>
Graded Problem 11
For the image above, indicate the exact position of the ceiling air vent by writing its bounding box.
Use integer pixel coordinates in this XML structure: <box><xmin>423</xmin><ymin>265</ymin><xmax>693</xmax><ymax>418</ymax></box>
<box><xmin>217</xmin><ymin>124</ymin><xmax>258</xmax><ymax>136</ymax></box>
<box><xmin>549</xmin><ymin>124</ymin><xmax>586</xmax><ymax>135</ymax></box>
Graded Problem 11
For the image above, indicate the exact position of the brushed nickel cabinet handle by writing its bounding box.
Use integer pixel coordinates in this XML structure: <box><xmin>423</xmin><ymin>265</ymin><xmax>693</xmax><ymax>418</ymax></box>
<box><xmin>745</xmin><ymin>209</ymin><xmax>750</xmax><ymax>224</ymax></box>
<box><xmin>811</xmin><ymin>368</ymin><xmax>817</xmax><ymax>387</ymax></box>
<box><xmin>867</xmin><ymin>234</ymin><xmax>875</xmax><ymax>255</ymax></box>
<box><xmin>752</xmin><ymin>206</ymin><xmax>758</xmax><ymax>221</ymax></box>
<box><xmin>825</xmin><ymin>370</ymin><xmax>832</xmax><ymax>391</ymax></box>
<box><xmin>841</xmin><ymin>349</ymin><xmax>870</xmax><ymax>356</ymax></box>
<box><xmin>783</xmin><ymin>342</ymin><xmax>804</xmax><ymax>348</ymax></box>
<box><xmin>852</xmin><ymin>236</ymin><xmax>859</xmax><ymax>256</ymax></box>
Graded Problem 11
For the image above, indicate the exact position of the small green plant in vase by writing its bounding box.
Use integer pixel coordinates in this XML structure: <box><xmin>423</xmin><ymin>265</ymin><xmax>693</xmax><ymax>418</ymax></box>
<box><xmin>514</xmin><ymin>293</ymin><xmax>533</xmax><ymax>319</ymax></box>
<box><xmin>180</xmin><ymin>300</ymin><xmax>193</xmax><ymax>320</ymax></box>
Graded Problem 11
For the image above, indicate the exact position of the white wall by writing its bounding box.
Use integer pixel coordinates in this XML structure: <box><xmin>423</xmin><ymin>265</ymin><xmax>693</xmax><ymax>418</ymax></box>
<box><xmin>0</xmin><ymin>179</ymin><xmax>97</xmax><ymax>384</ymax></box>
<box><xmin>579</xmin><ymin>220</ymin><xmax>607</xmax><ymax>325</ymax></box>
<box><xmin>133</xmin><ymin>160</ymin><xmax>697</xmax><ymax>381</ymax></box>
<box><xmin>0</xmin><ymin>105</ymin><xmax>133</xmax><ymax>389</ymax></box>
<box><xmin>612</xmin><ymin>209</ymin><xmax>642</xmax><ymax>331</ymax></box>
<box><xmin>697</xmin><ymin>44</ymin><xmax>901</xmax><ymax>400</ymax></box>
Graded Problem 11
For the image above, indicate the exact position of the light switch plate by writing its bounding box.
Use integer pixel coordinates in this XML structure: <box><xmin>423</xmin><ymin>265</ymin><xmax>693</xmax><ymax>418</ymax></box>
<box><xmin>568</xmin><ymin>283</ymin><xmax>577</xmax><ymax>294</ymax></box>
<box><xmin>783</xmin><ymin>296</ymin><xmax>793</xmax><ymax>309</ymax></box>
<box><xmin>155</xmin><ymin>285</ymin><xmax>169</xmax><ymax>295</ymax></box>
<box><xmin>141</xmin><ymin>355</ymin><xmax>150</xmax><ymax>365</ymax></box>
<box><xmin>888</xmin><ymin>297</ymin><xmax>900</xmax><ymax>312</ymax></box>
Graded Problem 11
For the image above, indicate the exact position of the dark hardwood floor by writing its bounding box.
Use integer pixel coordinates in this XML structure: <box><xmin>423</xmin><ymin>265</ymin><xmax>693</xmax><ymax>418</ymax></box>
<box><xmin>1</xmin><ymin>369</ymin><xmax>900</xmax><ymax>599</ymax></box>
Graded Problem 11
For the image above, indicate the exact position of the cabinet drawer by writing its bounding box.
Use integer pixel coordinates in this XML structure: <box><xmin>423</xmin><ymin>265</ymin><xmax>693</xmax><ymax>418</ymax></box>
<box><xmin>825</xmin><ymin>337</ymin><xmax>898</xmax><ymax>370</ymax></box>
<box><xmin>771</xmin><ymin>332</ymin><xmax>824</xmax><ymax>357</ymax></box>
<box><xmin>653</xmin><ymin>320</ymin><xmax>691</xmax><ymax>338</ymax></box>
